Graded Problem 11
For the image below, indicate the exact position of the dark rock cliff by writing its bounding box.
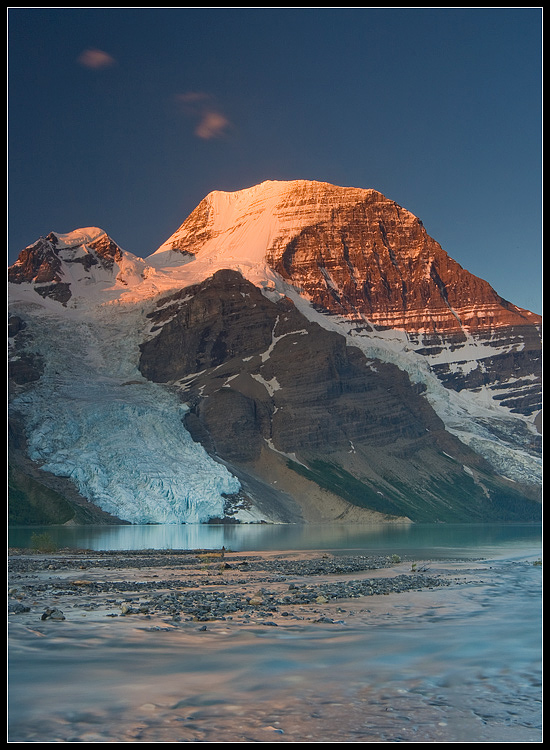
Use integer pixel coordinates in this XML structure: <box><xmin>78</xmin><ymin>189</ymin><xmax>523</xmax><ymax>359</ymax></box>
<box><xmin>139</xmin><ymin>270</ymin><xmax>541</xmax><ymax>523</ymax></box>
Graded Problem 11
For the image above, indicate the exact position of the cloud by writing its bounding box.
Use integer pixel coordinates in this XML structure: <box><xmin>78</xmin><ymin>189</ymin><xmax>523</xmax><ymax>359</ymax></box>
<box><xmin>175</xmin><ymin>91</ymin><xmax>231</xmax><ymax>140</ymax></box>
<box><xmin>77</xmin><ymin>49</ymin><xmax>116</xmax><ymax>70</ymax></box>
<box><xmin>177</xmin><ymin>92</ymin><xmax>211</xmax><ymax>105</ymax></box>
<box><xmin>195</xmin><ymin>110</ymin><xmax>231</xmax><ymax>140</ymax></box>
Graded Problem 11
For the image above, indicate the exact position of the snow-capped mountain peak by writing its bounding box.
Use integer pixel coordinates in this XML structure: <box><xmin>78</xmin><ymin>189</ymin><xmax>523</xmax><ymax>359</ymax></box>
<box><xmin>148</xmin><ymin>179</ymin><xmax>386</xmax><ymax>287</ymax></box>
<box><xmin>8</xmin><ymin>179</ymin><xmax>541</xmax><ymax>526</ymax></box>
<box><xmin>8</xmin><ymin>226</ymin><xmax>149</xmax><ymax>306</ymax></box>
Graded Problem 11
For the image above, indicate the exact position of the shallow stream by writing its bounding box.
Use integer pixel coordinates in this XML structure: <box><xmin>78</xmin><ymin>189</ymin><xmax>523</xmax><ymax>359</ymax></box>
<box><xmin>8</xmin><ymin>523</ymin><xmax>542</xmax><ymax>742</ymax></box>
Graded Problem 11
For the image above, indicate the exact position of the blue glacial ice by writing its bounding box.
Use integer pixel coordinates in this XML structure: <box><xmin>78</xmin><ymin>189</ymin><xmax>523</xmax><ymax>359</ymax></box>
<box><xmin>11</xmin><ymin>304</ymin><xmax>242</xmax><ymax>524</ymax></box>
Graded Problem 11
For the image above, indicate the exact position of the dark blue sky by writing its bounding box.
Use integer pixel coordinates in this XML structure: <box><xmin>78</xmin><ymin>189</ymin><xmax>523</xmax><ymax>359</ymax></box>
<box><xmin>8</xmin><ymin>7</ymin><xmax>542</xmax><ymax>313</ymax></box>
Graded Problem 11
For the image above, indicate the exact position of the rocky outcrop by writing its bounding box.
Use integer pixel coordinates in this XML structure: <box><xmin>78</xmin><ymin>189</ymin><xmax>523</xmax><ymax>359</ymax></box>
<box><xmin>139</xmin><ymin>270</ymin><xmax>541</xmax><ymax>523</ymax></box>
<box><xmin>8</xmin><ymin>233</ymin><xmax>64</xmax><ymax>285</ymax></box>
<box><xmin>140</xmin><ymin>270</ymin><xmax>439</xmax><ymax>454</ymax></box>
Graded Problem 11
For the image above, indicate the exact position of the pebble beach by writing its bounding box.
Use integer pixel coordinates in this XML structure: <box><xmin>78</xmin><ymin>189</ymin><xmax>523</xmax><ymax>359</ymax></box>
<box><xmin>8</xmin><ymin>547</ymin><xmax>453</xmax><ymax>626</ymax></box>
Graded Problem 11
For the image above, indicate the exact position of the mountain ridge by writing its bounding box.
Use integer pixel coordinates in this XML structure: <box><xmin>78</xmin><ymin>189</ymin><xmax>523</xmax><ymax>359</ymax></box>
<box><xmin>8</xmin><ymin>179</ymin><xmax>541</xmax><ymax>526</ymax></box>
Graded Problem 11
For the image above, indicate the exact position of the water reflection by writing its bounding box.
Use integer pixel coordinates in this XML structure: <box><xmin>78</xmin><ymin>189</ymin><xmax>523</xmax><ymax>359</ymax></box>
<box><xmin>9</xmin><ymin>522</ymin><xmax>541</xmax><ymax>559</ymax></box>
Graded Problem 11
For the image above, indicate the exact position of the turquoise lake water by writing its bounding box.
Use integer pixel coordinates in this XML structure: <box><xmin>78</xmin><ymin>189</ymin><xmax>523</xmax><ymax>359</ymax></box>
<box><xmin>8</xmin><ymin>520</ymin><xmax>542</xmax><ymax>559</ymax></box>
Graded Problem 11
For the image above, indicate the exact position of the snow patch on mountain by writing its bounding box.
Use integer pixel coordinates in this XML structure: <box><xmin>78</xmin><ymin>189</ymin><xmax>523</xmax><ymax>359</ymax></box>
<box><xmin>251</xmin><ymin>372</ymin><xmax>281</xmax><ymax>397</ymax></box>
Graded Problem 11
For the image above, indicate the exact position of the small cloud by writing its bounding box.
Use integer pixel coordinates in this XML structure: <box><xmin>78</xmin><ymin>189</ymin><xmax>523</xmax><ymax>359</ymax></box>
<box><xmin>195</xmin><ymin>110</ymin><xmax>231</xmax><ymax>140</ymax></box>
<box><xmin>177</xmin><ymin>92</ymin><xmax>211</xmax><ymax>105</ymax></box>
<box><xmin>77</xmin><ymin>48</ymin><xmax>116</xmax><ymax>70</ymax></box>
<box><xmin>175</xmin><ymin>91</ymin><xmax>232</xmax><ymax>140</ymax></box>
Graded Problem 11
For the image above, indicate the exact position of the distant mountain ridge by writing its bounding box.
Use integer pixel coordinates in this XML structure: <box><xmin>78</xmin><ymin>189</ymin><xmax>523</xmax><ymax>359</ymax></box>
<box><xmin>8</xmin><ymin>180</ymin><xmax>541</xmax><ymax>526</ymax></box>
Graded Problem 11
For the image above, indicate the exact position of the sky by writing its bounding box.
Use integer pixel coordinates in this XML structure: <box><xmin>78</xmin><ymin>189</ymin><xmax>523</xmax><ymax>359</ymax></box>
<box><xmin>8</xmin><ymin>7</ymin><xmax>542</xmax><ymax>314</ymax></box>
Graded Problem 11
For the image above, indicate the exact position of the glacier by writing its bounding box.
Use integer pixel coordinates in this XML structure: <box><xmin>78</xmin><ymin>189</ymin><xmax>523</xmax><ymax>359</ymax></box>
<box><xmin>10</xmin><ymin>298</ymin><xmax>245</xmax><ymax>524</ymax></box>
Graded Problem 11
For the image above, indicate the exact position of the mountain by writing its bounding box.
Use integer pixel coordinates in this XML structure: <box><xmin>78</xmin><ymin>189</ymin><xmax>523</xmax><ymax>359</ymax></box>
<box><xmin>8</xmin><ymin>180</ymin><xmax>542</xmax><ymax>526</ymax></box>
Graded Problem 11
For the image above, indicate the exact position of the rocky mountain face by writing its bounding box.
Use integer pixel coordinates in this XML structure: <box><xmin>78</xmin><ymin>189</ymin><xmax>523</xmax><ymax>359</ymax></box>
<box><xmin>267</xmin><ymin>191</ymin><xmax>538</xmax><ymax>333</ymax></box>
<box><xmin>155</xmin><ymin>181</ymin><xmax>541</xmax><ymax>424</ymax></box>
<box><xmin>8</xmin><ymin>180</ymin><xmax>542</xmax><ymax>526</ymax></box>
<box><xmin>138</xmin><ymin>269</ymin><xmax>540</xmax><ymax>523</ymax></box>
<box><xmin>266</xmin><ymin>192</ymin><xmax>542</xmax><ymax>422</ymax></box>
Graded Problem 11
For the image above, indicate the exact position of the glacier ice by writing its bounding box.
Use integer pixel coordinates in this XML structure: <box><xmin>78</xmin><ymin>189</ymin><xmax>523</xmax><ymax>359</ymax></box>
<box><xmin>11</xmin><ymin>303</ymin><xmax>242</xmax><ymax>524</ymax></box>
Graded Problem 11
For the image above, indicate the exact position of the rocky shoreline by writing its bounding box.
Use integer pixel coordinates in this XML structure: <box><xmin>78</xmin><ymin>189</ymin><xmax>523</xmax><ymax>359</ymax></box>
<box><xmin>8</xmin><ymin>547</ymin><xmax>459</xmax><ymax>627</ymax></box>
<box><xmin>9</xmin><ymin>547</ymin><xmax>542</xmax><ymax>743</ymax></box>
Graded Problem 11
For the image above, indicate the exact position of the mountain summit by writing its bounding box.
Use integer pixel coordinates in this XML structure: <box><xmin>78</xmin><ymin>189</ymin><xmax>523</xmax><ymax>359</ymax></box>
<box><xmin>8</xmin><ymin>180</ymin><xmax>541</xmax><ymax>526</ymax></box>
<box><xmin>154</xmin><ymin>179</ymin><xmax>539</xmax><ymax>335</ymax></box>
